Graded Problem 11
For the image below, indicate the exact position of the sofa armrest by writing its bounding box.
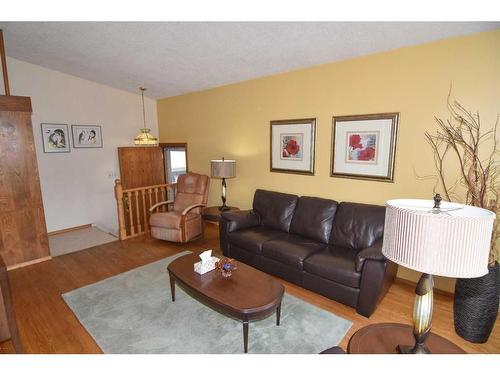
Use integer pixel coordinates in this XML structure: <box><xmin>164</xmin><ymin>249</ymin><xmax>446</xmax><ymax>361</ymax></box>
<box><xmin>355</xmin><ymin>239</ymin><xmax>386</xmax><ymax>272</ymax></box>
<box><xmin>221</xmin><ymin>210</ymin><xmax>261</xmax><ymax>233</ymax></box>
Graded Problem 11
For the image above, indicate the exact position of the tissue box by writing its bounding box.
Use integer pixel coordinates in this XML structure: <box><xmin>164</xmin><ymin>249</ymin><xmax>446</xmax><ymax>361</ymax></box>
<box><xmin>194</xmin><ymin>256</ymin><xmax>219</xmax><ymax>275</ymax></box>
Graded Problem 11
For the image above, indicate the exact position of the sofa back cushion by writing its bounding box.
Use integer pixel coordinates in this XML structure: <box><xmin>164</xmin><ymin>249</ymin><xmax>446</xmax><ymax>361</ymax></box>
<box><xmin>290</xmin><ymin>196</ymin><xmax>338</xmax><ymax>243</ymax></box>
<box><xmin>329</xmin><ymin>202</ymin><xmax>385</xmax><ymax>250</ymax></box>
<box><xmin>253</xmin><ymin>189</ymin><xmax>298</xmax><ymax>232</ymax></box>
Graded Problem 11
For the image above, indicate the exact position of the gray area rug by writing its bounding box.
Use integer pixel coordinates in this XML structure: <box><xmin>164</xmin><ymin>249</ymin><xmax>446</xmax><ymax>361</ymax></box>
<box><xmin>63</xmin><ymin>251</ymin><xmax>352</xmax><ymax>354</ymax></box>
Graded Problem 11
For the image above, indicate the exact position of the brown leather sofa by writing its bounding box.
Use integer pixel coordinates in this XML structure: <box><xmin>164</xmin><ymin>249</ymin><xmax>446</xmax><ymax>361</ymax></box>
<box><xmin>219</xmin><ymin>189</ymin><xmax>397</xmax><ymax>317</ymax></box>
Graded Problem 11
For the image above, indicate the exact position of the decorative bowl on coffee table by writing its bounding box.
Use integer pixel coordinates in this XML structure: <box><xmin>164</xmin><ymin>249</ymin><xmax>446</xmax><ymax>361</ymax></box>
<box><xmin>215</xmin><ymin>257</ymin><xmax>238</xmax><ymax>278</ymax></box>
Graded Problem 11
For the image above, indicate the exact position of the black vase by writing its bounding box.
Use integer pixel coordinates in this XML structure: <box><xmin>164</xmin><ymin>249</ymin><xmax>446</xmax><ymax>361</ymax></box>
<box><xmin>454</xmin><ymin>262</ymin><xmax>499</xmax><ymax>343</ymax></box>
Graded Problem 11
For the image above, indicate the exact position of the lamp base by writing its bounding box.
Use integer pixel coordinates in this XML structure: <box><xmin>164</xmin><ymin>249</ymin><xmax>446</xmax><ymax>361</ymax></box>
<box><xmin>218</xmin><ymin>178</ymin><xmax>230</xmax><ymax>212</ymax></box>
<box><xmin>397</xmin><ymin>344</ymin><xmax>431</xmax><ymax>354</ymax></box>
<box><xmin>396</xmin><ymin>273</ymin><xmax>434</xmax><ymax>354</ymax></box>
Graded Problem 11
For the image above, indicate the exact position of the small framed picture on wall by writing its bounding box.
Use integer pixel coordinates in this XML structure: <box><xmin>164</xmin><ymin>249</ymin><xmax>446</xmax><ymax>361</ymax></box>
<box><xmin>71</xmin><ymin>125</ymin><xmax>103</xmax><ymax>148</ymax></box>
<box><xmin>331</xmin><ymin>113</ymin><xmax>399</xmax><ymax>182</ymax></box>
<box><xmin>41</xmin><ymin>123</ymin><xmax>71</xmax><ymax>153</ymax></box>
<box><xmin>270</xmin><ymin>118</ymin><xmax>316</xmax><ymax>175</ymax></box>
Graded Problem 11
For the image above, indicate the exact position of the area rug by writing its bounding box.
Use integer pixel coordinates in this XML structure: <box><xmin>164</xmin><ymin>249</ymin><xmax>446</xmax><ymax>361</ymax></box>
<box><xmin>62</xmin><ymin>251</ymin><xmax>352</xmax><ymax>354</ymax></box>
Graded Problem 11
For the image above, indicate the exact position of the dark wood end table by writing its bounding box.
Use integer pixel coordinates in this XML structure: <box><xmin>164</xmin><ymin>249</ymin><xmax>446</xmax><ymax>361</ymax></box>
<box><xmin>347</xmin><ymin>323</ymin><xmax>466</xmax><ymax>354</ymax></box>
<box><xmin>202</xmin><ymin>206</ymin><xmax>239</xmax><ymax>222</ymax></box>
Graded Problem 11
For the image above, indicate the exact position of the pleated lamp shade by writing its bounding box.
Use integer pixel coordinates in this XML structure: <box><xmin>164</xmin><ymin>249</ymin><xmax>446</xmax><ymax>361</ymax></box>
<box><xmin>382</xmin><ymin>199</ymin><xmax>495</xmax><ymax>278</ymax></box>
<box><xmin>211</xmin><ymin>159</ymin><xmax>236</xmax><ymax>178</ymax></box>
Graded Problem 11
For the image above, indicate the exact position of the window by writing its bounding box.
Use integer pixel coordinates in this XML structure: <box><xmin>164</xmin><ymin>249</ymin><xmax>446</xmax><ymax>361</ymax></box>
<box><xmin>162</xmin><ymin>143</ymin><xmax>188</xmax><ymax>184</ymax></box>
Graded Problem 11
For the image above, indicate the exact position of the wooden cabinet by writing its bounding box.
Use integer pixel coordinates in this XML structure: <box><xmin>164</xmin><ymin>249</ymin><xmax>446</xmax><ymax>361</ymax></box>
<box><xmin>118</xmin><ymin>146</ymin><xmax>166</xmax><ymax>189</ymax></box>
<box><xmin>0</xmin><ymin>95</ymin><xmax>50</xmax><ymax>268</ymax></box>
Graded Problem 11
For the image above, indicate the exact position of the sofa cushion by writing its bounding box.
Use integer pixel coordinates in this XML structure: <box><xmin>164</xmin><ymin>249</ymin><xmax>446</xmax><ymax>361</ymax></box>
<box><xmin>253</xmin><ymin>189</ymin><xmax>298</xmax><ymax>232</ymax></box>
<box><xmin>227</xmin><ymin>227</ymin><xmax>286</xmax><ymax>254</ymax></box>
<box><xmin>290</xmin><ymin>196</ymin><xmax>338</xmax><ymax>243</ymax></box>
<box><xmin>262</xmin><ymin>234</ymin><xmax>326</xmax><ymax>270</ymax></box>
<box><xmin>303</xmin><ymin>246</ymin><xmax>361</xmax><ymax>288</ymax></box>
<box><xmin>329</xmin><ymin>202</ymin><xmax>385</xmax><ymax>250</ymax></box>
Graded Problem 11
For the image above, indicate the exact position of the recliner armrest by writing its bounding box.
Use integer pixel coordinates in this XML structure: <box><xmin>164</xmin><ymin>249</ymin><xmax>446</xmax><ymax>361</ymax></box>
<box><xmin>149</xmin><ymin>200</ymin><xmax>174</xmax><ymax>212</ymax></box>
<box><xmin>221</xmin><ymin>210</ymin><xmax>261</xmax><ymax>233</ymax></box>
<box><xmin>355</xmin><ymin>240</ymin><xmax>386</xmax><ymax>272</ymax></box>
<box><xmin>181</xmin><ymin>203</ymin><xmax>206</xmax><ymax>216</ymax></box>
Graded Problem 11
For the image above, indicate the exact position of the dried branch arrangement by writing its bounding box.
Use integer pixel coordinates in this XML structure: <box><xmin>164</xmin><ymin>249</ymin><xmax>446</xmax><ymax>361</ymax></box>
<box><xmin>425</xmin><ymin>94</ymin><xmax>499</xmax><ymax>265</ymax></box>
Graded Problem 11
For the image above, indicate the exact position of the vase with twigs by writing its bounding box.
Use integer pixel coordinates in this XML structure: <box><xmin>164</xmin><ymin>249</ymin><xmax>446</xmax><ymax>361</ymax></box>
<box><xmin>425</xmin><ymin>91</ymin><xmax>499</xmax><ymax>343</ymax></box>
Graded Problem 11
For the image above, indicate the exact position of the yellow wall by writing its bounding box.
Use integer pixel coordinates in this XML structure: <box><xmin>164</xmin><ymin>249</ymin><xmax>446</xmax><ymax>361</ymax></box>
<box><xmin>157</xmin><ymin>30</ymin><xmax>500</xmax><ymax>293</ymax></box>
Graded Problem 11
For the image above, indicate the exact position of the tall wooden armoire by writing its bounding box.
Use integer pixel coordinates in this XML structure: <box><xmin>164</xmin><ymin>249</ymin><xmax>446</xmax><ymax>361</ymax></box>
<box><xmin>0</xmin><ymin>95</ymin><xmax>50</xmax><ymax>268</ymax></box>
<box><xmin>0</xmin><ymin>29</ymin><xmax>45</xmax><ymax>353</ymax></box>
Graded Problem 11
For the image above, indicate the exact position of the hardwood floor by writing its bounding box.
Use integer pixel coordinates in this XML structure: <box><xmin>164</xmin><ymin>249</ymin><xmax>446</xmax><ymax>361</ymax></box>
<box><xmin>0</xmin><ymin>223</ymin><xmax>499</xmax><ymax>354</ymax></box>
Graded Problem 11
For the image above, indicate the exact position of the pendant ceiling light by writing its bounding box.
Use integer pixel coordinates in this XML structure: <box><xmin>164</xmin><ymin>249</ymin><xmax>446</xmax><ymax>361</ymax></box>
<box><xmin>134</xmin><ymin>87</ymin><xmax>158</xmax><ymax>146</ymax></box>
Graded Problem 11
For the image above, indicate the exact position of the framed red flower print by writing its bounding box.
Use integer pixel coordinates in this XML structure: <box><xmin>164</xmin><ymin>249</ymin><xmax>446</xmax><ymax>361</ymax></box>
<box><xmin>331</xmin><ymin>113</ymin><xmax>399</xmax><ymax>182</ymax></box>
<box><xmin>270</xmin><ymin>118</ymin><xmax>316</xmax><ymax>175</ymax></box>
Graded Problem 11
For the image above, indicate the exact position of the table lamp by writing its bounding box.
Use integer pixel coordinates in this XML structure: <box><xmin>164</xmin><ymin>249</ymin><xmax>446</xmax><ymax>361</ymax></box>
<box><xmin>382</xmin><ymin>194</ymin><xmax>495</xmax><ymax>354</ymax></box>
<box><xmin>210</xmin><ymin>157</ymin><xmax>236</xmax><ymax>211</ymax></box>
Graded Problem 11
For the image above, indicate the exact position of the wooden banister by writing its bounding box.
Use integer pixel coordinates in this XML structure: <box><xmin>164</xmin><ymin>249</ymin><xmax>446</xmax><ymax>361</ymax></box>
<box><xmin>114</xmin><ymin>180</ymin><xmax>177</xmax><ymax>240</ymax></box>
<box><xmin>114</xmin><ymin>179</ymin><xmax>127</xmax><ymax>240</ymax></box>
<box><xmin>121</xmin><ymin>182</ymin><xmax>176</xmax><ymax>193</ymax></box>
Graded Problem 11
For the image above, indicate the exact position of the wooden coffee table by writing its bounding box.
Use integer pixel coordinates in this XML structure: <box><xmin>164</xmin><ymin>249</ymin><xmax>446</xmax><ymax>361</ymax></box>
<box><xmin>167</xmin><ymin>252</ymin><xmax>284</xmax><ymax>353</ymax></box>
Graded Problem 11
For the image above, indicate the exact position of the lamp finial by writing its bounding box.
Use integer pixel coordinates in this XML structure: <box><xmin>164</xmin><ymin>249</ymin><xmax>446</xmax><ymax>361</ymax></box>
<box><xmin>433</xmin><ymin>194</ymin><xmax>442</xmax><ymax>210</ymax></box>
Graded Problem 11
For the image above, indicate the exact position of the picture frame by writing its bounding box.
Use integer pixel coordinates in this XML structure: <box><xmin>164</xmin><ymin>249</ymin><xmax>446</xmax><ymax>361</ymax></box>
<box><xmin>331</xmin><ymin>113</ymin><xmax>399</xmax><ymax>182</ymax></box>
<box><xmin>41</xmin><ymin>123</ymin><xmax>71</xmax><ymax>153</ymax></box>
<box><xmin>71</xmin><ymin>125</ymin><xmax>103</xmax><ymax>148</ymax></box>
<box><xmin>270</xmin><ymin>118</ymin><xmax>316</xmax><ymax>175</ymax></box>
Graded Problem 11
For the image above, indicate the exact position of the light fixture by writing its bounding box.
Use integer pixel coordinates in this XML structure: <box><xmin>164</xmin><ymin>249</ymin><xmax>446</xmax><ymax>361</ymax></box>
<box><xmin>210</xmin><ymin>157</ymin><xmax>236</xmax><ymax>211</ymax></box>
<box><xmin>382</xmin><ymin>194</ymin><xmax>495</xmax><ymax>354</ymax></box>
<box><xmin>134</xmin><ymin>87</ymin><xmax>158</xmax><ymax>146</ymax></box>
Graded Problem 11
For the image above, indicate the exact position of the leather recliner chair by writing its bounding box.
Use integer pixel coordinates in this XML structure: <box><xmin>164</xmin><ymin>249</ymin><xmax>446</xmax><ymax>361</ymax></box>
<box><xmin>219</xmin><ymin>189</ymin><xmax>397</xmax><ymax>317</ymax></box>
<box><xmin>149</xmin><ymin>173</ymin><xmax>209</xmax><ymax>243</ymax></box>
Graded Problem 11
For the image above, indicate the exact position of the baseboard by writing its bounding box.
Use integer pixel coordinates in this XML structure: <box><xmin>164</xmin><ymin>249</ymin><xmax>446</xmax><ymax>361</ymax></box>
<box><xmin>395</xmin><ymin>277</ymin><xmax>454</xmax><ymax>297</ymax></box>
<box><xmin>48</xmin><ymin>224</ymin><xmax>92</xmax><ymax>236</ymax></box>
<box><xmin>7</xmin><ymin>256</ymin><xmax>52</xmax><ymax>271</ymax></box>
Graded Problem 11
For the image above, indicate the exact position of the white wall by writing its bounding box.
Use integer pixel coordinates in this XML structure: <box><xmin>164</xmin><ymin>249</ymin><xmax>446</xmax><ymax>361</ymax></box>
<box><xmin>1</xmin><ymin>57</ymin><xmax>158</xmax><ymax>235</ymax></box>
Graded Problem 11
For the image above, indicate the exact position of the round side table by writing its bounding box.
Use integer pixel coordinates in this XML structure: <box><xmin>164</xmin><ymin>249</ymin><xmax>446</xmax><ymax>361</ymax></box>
<box><xmin>347</xmin><ymin>323</ymin><xmax>466</xmax><ymax>354</ymax></box>
<box><xmin>202</xmin><ymin>206</ymin><xmax>240</xmax><ymax>222</ymax></box>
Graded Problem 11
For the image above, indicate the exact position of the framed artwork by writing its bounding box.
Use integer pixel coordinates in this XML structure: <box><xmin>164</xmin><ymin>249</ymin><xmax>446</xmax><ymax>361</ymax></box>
<box><xmin>71</xmin><ymin>125</ymin><xmax>103</xmax><ymax>148</ymax></box>
<box><xmin>331</xmin><ymin>113</ymin><xmax>399</xmax><ymax>182</ymax></box>
<box><xmin>270</xmin><ymin>118</ymin><xmax>316</xmax><ymax>175</ymax></box>
<box><xmin>41</xmin><ymin>123</ymin><xmax>70</xmax><ymax>153</ymax></box>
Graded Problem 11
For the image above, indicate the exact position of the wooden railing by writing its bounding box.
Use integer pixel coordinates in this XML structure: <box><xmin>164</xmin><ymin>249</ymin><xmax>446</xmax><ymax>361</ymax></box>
<box><xmin>114</xmin><ymin>179</ymin><xmax>177</xmax><ymax>240</ymax></box>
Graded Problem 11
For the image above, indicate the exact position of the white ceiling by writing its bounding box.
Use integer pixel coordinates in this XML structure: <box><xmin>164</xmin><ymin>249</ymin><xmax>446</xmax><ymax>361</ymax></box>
<box><xmin>1</xmin><ymin>22</ymin><xmax>498</xmax><ymax>99</ymax></box>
